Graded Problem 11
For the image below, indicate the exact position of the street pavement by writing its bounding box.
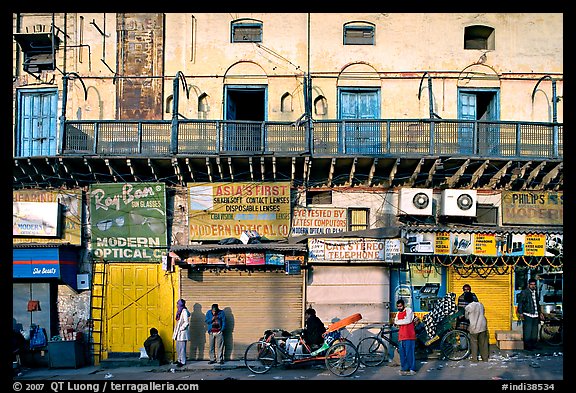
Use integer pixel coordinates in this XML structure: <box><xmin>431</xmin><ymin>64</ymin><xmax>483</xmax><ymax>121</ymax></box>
<box><xmin>11</xmin><ymin>345</ymin><xmax>564</xmax><ymax>390</ymax></box>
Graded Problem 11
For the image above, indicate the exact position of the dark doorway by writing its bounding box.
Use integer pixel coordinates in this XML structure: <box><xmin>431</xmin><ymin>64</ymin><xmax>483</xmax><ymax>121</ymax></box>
<box><xmin>224</xmin><ymin>86</ymin><xmax>266</xmax><ymax>152</ymax></box>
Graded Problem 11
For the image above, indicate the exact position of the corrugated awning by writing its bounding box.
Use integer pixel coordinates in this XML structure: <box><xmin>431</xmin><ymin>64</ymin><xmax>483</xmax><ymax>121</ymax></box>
<box><xmin>288</xmin><ymin>226</ymin><xmax>402</xmax><ymax>244</ymax></box>
<box><xmin>400</xmin><ymin>225</ymin><xmax>563</xmax><ymax>235</ymax></box>
<box><xmin>170</xmin><ymin>242</ymin><xmax>307</xmax><ymax>254</ymax></box>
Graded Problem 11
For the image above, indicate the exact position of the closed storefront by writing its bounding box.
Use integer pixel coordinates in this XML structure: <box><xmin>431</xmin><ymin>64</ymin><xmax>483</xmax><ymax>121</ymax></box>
<box><xmin>306</xmin><ymin>265</ymin><xmax>390</xmax><ymax>326</ymax></box>
<box><xmin>178</xmin><ymin>268</ymin><xmax>304</xmax><ymax>361</ymax></box>
<box><xmin>448</xmin><ymin>269</ymin><xmax>513</xmax><ymax>343</ymax></box>
<box><xmin>103</xmin><ymin>263</ymin><xmax>174</xmax><ymax>358</ymax></box>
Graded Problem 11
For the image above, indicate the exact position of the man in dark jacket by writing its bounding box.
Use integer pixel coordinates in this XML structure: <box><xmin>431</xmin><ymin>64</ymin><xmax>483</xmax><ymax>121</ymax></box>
<box><xmin>303</xmin><ymin>307</ymin><xmax>326</xmax><ymax>349</ymax></box>
<box><xmin>517</xmin><ymin>278</ymin><xmax>544</xmax><ymax>350</ymax></box>
<box><xmin>144</xmin><ymin>327</ymin><xmax>166</xmax><ymax>363</ymax></box>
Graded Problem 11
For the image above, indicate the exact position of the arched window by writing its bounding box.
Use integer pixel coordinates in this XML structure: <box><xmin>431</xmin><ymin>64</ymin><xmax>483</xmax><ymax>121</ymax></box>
<box><xmin>314</xmin><ymin>96</ymin><xmax>327</xmax><ymax>116</ymax></box>
<box><xmin>198</xmin><ymin>93</ymin><xmax>209</xmax><ymax>119</ymax></box>
<box><xmin>343</xmin><ymin>21</ymin><xmax>375</xmax><ymax>45</ymax></box>
<box><xmin>281</xmin><ymin>92</ymin><xmax>293</xmax><ymax>112</ymax></box>
<box><xmin>231</xmin><ymin>18</ymin><xmax>263</xmax><ymax>43</ymax></box>
<box><xmin>464</xmin><ymin>25</ymin><xmax>495</xmax><ymax>50</ymax></box>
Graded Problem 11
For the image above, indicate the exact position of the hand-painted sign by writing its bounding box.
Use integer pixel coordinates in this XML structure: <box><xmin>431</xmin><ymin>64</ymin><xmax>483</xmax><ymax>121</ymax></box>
<box><xmin>502</xmin><ymin>191</ymin><xmax>563</xmax><ymax>225</ymax></box>
<box><xmin>89</xmin><ymin>183</ymin><xmax>167</xmax><ymax>262</ymax></box>
<box><xmin>308</xmin><ymin>238</ymin><xmax>400</xmax><ymax>263</ymax></box>
<box><xmin>291</xmin><ymin>207</ymin><xmax>347</xmax><ymax>236</ymax></box>
<box><xmin>188</xmin><ymin>182</ymin><xmax>291</xmax><ymax>240</ymax></box>
<box><xmin>13</xmin><ymin>190</ymin><xmax>82</xmax><ymax>244</ymax></box>
<box><xmin>13</xmin><ymin>202</ymin><xmax>60</xmax><ymax>237</ymax></box>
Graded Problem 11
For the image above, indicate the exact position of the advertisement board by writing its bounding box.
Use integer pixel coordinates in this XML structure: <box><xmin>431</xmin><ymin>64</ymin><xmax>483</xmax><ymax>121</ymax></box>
<box><xmin>13</xmin><ymin>202</ymin><xmax>60</xmax><ymax>237</ymax></box>
<box><xmin>291</xmin><ymin>207</ymin><xmax>347</xmax><ymax>236</ymax></box>
<box><xmin>501</xmin><ymin>191</ymin><xmax>563</xmax><ymax>225</ymax></box>
<box><xmin>188</xmin><ymin>182</ymin><xmax>291</xmax><ymax>240</ymax></box>
<box><xmin>13</xmin><ymin>189</ymin><xmax>82</xmax><ymax>244</ymax></box>
<box><xmin>308</xmin><ymin>238</ymin><xmax>400</xmax><ymax>263</ymax></box>
<box><xmin>89</xmin><ymin>183</ymin><xmax>167</xmax><ymax>262</ymax></box>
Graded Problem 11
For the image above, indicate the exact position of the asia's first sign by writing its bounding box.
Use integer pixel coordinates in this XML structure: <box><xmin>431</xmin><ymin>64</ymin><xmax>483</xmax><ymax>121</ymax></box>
<box><xmin>189</xmin><ymin>182</ymin><xmax>291</xmax><ymax>240</ymax></box>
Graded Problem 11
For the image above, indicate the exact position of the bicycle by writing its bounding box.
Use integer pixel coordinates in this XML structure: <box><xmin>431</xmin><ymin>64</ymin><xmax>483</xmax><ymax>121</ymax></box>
<box><xmin>358</xmin><ymin>318</ymin><xmax>471</xmax><ymax>366</ymax></box>
<box><xmin>244</xmin><ymin>313</ymin><xmax>362</xmax><ymax>377</ymax></box>
<box><xmin>540</xmin><ymin>311</ymin><xmax>563</xmax><ymax>346</ymax></box>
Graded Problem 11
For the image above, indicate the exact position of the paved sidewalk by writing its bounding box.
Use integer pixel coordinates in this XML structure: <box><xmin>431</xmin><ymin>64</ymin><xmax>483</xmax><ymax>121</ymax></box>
<box><xmin>13</xmin><ymin>344</ymin><xmax>564</xmax><ymax>381</ymax></box>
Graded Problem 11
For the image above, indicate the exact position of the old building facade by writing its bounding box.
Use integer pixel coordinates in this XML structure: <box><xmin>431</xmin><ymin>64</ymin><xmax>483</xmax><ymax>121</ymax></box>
<box><xmin>13</xmin><ymin>13</ymin><xmax>562</xmax><ymax>364</ymax></box>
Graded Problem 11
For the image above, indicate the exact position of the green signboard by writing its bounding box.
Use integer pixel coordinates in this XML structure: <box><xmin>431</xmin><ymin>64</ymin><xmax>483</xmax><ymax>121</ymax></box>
<box><xmin>89</xmin><ymin>183</ymin><xmax>167</xmax><ymax>262</ymax></box>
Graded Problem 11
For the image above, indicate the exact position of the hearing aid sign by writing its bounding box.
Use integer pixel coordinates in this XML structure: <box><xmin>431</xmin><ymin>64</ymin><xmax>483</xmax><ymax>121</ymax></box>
<box><xmin>89</xmin><ymin>183</ymin><xmax>167</xmax><ymax>262</ymax></box>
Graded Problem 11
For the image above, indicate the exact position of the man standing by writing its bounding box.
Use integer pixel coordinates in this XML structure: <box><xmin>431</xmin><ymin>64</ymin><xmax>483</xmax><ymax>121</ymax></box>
<box><xmin>172</xmin><ymin>299</ymin><xmax>191</xmax><ymax>367</ymax></box>
<box><xmin>464</xmin><ymin>292</ymin><xmax>489</xmax><ymax>361</ymax></box>
<box><xmin>394</xmin><ymin>299</ymin><xmax>417</xmax><ymax>376</ymax></box>
<box><xmin>517</xmin><ymin>278</ymin><xmax>544</xmax><ymax>351</ymax></box>
<box><xmin>205</xmin><ymin>304</ymin><xmax>226</xmax><ymax>364</ymax></box>
<box><xmin>457</xmin><ymin>284</ymin><xmax>479</xmax><ymax>329</ymax></box>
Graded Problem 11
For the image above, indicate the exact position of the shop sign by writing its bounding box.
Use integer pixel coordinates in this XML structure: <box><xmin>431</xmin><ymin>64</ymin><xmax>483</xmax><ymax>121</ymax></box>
<box><xmin>188</xmin><ymin>182</ymin><xmax>291</xmax><ymax>241</ymax></box>
<box><xmin>13</xmin><ymin>202</ymin><xmax>60</xmax><ymax>237</ymax></box>
<box><xmin>291</xmin><ymin>207</ymin><xmax>347</xmax><ymax>236</ymax></box>
<box><xmin>89</xmin><ymin>183</ymin><xmax>167</xmax><ymax>262</ymax></box>
<box><xmin>285</xmin><ymin>255</ymin><xmax>303</xmax><ymax>275</ymax></box>
<box><xmin>13</xmin><ymin>190</ymin><xmax>82</xmax><ymax>245</ymax></box>
<box><xmin>502</xmin><ymin>191</ymin><xmax>563</xmax><ymax>225</ymax></box>
<box><xmin>308</xmin><ymin>238</ymin><xmax>399</xmax><ymax>263</ymax></box>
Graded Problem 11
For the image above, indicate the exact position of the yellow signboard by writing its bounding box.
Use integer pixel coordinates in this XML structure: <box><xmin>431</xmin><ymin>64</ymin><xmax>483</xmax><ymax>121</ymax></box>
<box><xmin>474</xmin><ymin>233</ymin><xmax>498</xmax><ymax>256</ymax></box>
<box><xmin>434</xmin><ymin>232</ymin><xmax>451</xmax><ymax>255</ymax></box>
<box><xmin>188</xmin><ymin>182</ymin><xmax>291</xmax><ymax>240</ymax></box>
<box><xmin>524</xmin><ymin>233</ymin><xmax>546</xmax><ymax>256</ymax></box>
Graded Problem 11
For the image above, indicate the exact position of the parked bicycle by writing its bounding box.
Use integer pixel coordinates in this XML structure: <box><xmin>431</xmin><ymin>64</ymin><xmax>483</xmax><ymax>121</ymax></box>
<box><xmin>540</xmin><ymin>310</ymin><xmax>563</xmax><ymax>346</ymax></box>
<box><xmin>358</xmin><ymin>315</ymin><xmax>471</xmax><ymax>366</ymax></box>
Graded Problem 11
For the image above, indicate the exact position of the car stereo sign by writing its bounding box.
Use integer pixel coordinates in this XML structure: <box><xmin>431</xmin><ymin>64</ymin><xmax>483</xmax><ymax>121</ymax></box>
<box><xmin>89</xmin><ymin>183</ymin><xmax>167</xmax><ymax>262</ymax></box>
<box><xmin>308</xmin><ymin>238</ymin><xmax>401</xmax><ymax>264</ymax></box>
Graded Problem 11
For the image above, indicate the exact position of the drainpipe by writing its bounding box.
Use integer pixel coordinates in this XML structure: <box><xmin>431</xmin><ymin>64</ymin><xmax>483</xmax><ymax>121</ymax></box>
<box><xmin>532</xmin><ymin>75</ymin><xmax>559</xmax><ymax>156</ymax></box>
<box><xmin>306</xmin><ymin>13</ymin><xmax>312</xmax><ymax>154</ymax></box>
<box><xmin>171</xmin><ymin>72</ymin><xmax>190</xmax><ymax>155</ymax></box>
<box><xmin>171</xmin><ymin>75</ymin><xmax>179</xmax><ymax>154</ymax></box>
<box><xmin>59</xmin><ymin>73</ymin><xmax>87</xmax><ymax>154</ymax></box>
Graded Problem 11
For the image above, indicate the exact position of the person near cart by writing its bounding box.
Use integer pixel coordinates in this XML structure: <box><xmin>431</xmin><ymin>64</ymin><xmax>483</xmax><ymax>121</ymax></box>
<box><xmin>517</xmin><ymin>278</ymin><xmax>544</xmax><ymax>351</ymax></box>
<box><xmin>463</xmin><ymin>292</ymin><xmax>489</xmax><ymax>361</ymax></box>
<box><xmin>394</xmin><ymin>298</ymin><xmax>417</xmax><ymax>376</ymax></box>
<box><xmin>456</xmin><ymin>284</ymin><xmax>479</xmax><ymax>329</ymax></box>
<box><xmin>302</xmin><ymin>307</ymin><xmax>326</xmax><ymax>350</ymax></box>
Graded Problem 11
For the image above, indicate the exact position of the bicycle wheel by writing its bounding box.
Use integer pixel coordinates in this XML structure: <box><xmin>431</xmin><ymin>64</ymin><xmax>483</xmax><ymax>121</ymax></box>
<box><xmin>244</xmin><ymin>341</ymin><xmax>276</xmax><ymax>374</ymax></box>
<box><xmin>540</xmin><ymin>321</ymin><xmax>563</xmax><ymax>346</ymax></box>
<box><xmin>357</xmin><ymin>336</ymin><xmax>388</xmax><ymax>367</ymax></box>
<box><xmin>440</xmin><ymin>330</ymin><xmax>471</xmax><ymax>361</ymax></box>
<box><xmin>324</xmin><ymin>341</ymin><xmax>360</xmax><ymax>377</ymax></box>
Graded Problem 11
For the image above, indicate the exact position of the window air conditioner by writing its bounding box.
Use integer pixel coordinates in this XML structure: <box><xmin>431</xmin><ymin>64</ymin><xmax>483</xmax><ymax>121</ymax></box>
<box><xmin>440</xmin><ymin>189</ymin><xmax>477</xmax><ymax>217</ymax></box>
<box><xmin>398</xmin><ymin>188</ymin><xmax>433</xmax><ymax>216</ymax></box>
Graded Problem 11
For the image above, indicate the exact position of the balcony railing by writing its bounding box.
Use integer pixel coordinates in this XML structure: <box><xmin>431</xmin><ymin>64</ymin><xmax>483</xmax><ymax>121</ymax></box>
<box><xmin>60</xmin><ymin>119</ymin><xmax>562</xmax><ymax>159</ymax></box>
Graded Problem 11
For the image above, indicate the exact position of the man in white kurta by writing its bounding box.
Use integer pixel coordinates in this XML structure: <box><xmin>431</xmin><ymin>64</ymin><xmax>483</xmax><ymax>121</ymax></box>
<box><xmin>172</xmin><ymin>299</ymin><xmax>191</xmax><ymax>366</ymax></box>
<box><xmin>464</xmin><ymin>292</ymin><xmax>489</xmax><ymax>361</ymax></box>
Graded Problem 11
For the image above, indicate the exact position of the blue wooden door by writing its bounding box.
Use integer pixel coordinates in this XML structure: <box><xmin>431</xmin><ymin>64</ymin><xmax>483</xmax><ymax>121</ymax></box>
<box><xmin>339</xmin><ymin>89</ymin><xmax>380</xmax><ymax>154</ymax></box>
<box><xmin>17</xmin><ymin>89</ymin><xmax>58</xmax><ymax>157</ymax></box>
<box><xmin>458</xmin><ymin>92</ymin><xmax>476</xmax><ymax>154</ymax></box>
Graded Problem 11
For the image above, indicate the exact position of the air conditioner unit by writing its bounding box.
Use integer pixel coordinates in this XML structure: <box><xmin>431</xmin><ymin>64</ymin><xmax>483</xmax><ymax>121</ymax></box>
<box><xmin>398</xmin><ymin>188</ymin><xmax>433</xmax><ymax>216</ymax></box>
<box><xmin>440</xmin><ymin>189</ymin><xmax>477</xmax><ymax>217</ymax></box>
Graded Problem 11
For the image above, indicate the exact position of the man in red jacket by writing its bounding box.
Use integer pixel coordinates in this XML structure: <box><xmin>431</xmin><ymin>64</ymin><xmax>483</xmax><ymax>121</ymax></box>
<box><xmin>394</xmin><ymin>299</ymin><xmax>417</xmax><ymax>376</ymax></box>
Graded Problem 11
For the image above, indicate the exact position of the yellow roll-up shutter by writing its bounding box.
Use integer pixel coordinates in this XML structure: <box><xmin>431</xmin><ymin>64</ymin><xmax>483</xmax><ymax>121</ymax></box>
<box><xmin>448</xmin><ymin>269</ymin><xmax>513</xmax><ymax>344</ymax></box>
<box><xmin>179</xmin><ymin>268</ymin><xmax>303</xmax><ymax>360</ymax></box>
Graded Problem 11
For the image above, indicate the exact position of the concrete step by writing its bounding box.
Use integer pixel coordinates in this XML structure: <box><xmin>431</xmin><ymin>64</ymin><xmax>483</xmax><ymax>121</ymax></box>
<box><xmin>99</xmin><ymin>358</ymin><xmax>161</xmax><ymax>368</ymax></box>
